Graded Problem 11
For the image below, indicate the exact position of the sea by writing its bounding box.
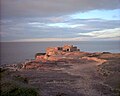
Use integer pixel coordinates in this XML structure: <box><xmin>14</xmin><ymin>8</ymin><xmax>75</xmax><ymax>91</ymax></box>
<box><xmin>0</xmin><ymin>41</ymin><xmax>120</xmax><ymax>65</ymax></box>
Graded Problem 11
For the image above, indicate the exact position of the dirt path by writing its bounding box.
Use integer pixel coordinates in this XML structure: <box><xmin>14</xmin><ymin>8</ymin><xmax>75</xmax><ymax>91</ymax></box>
<box><xmin>62</xmin><ymin>62</ymin><xmax>115</xmax><ymax>96</ymax></box>
<box><xmin>18</xmin><ymin>61</ymin><xmax>116</xmax><ymax>96</ymax></box>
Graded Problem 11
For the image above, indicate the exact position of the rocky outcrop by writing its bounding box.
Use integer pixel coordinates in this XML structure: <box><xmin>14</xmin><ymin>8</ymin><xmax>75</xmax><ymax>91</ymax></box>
<box><xmin>82</xmin><ymin>57</ymin><xmax>107</xmax><ymax>65</ymax></box>
<box><xmin>35</xmin><ymin>55</ymin><xmax>46</xmax><ymax>62</ymax></box>
<box><xmin>35</xmin><ymin>45</ymin><xmax>80</xmax><ymax>62</ymax></box>
<box><xmin>23</xmin><ymin>45</ymin><xmax>111</xmax><ymax>70</ymax></box>
<box><xmin>22</xmin><ymin>63</ymin><xmax>42</xmax><ymax>69</ymax></box>
<box><xmin>46</xmin><ymin>45</ymin><xmax>80</xmax><ymax>56</ymax></box>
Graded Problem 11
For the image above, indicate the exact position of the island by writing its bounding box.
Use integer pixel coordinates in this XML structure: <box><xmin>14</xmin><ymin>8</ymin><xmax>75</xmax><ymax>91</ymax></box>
<box><xmin>1</xmin><ymin>45</ymin><xmax>120</xmax><ymax>96</ymax></box>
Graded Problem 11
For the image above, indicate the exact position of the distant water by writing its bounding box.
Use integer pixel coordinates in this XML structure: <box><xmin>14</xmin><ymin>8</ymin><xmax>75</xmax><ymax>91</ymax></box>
<box><xmin>0</xmin><ymin>41</ymin><xmax>120</xmax><ymax>65</ymax></box>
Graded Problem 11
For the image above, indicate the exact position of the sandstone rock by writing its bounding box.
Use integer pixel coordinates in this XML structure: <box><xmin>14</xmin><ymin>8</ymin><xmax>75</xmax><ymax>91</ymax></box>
<box><xmin>23</xmin><ymin>63</ymin><xmax>42</xmax><ymax>69</ymax></box>
<box><xmin>82</xmin><ymin>57</ymin><xmax>107</xmax><ymax>65</ymax></box>
<box><xmin>35</xmin><ymin>55</ymin><xmax>45</xmax><ymax>61</ymax></box>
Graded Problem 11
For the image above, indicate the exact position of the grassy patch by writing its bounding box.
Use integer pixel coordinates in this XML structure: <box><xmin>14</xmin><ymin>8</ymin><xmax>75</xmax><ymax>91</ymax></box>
<box><xmin>56</xmin><ymin>92</ymin><xmax>67</xmax><ymax>96</ymax></box>
<box><xmin>1</xmin><ymin>87</ymin><xmax>38</xmax><ymax>96</ymax></box>
<box><xmin>0</xmin><ymin>68</ymin><xmax>39</xmax><ymax>96</ymax></box>
<box><xmin>14</xmin><ymin>75</ymin><xmax>28</xmax><ymax>84</ymax></box>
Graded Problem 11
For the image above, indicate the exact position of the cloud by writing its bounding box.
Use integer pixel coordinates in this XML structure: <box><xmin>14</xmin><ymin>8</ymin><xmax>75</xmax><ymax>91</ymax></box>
<box><xmin>1</xmin><ymin>16</ymin><xmax>120</xmax><ymax>42</ymax></box>
<box><xmin>69</xmin><ymin>19</ymin><xmax>120</xmax><ymax>30</ymax></box>
<box><xmin>11</xmin><ymin>37</ymin><xmax>92</xmax><ymax>42</ymax></box>
<box><xmin>1</xmin><ymin>0</ymin><xmax>120</xmax><ymax>18</ymax></box>
<box><xmin>70</xmin><ymin>9</ymin><xmax>120</xmax><ymax>20</ymax></box>
<box><xmin>48</xmin><ymin>17</ymin><xmax>66</xmax><ymax>23</ymax></box>
<box><xmin>47</xmin><ymin>23</ymin><xmax>85</xmax><ymax>28</ymax></box>
<box><xmin>78</xmin><ymin>28</ymin><xmax>120</xmax><ymax>38</ymax></box>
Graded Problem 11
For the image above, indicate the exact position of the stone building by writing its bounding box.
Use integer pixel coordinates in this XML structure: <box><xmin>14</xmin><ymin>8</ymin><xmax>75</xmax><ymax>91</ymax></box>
<box><xmin>62</xmin><ymin>45</ymin><xmax>80</xmax><ymax>52</ymax></box>
<box><xmin>35</xmin><ymin>45</ymin><xmax>80</xmax><ymax>61</ymax></box>
<box><xmin>46</xmin><ymin>45</ymin><xmax>80</xmax><ymax>55</ymax></box>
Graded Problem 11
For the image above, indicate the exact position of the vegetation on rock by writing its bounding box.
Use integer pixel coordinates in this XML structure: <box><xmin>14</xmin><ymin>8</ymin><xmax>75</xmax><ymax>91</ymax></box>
<box><xmin>0</xmin><ymin>68</ymin><xmax>39</xmax><ymax>96</ymax></box>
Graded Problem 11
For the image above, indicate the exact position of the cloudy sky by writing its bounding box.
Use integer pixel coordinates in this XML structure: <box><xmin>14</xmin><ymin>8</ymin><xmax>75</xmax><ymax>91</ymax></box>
<box><xmin>1</xmin><ymin>0</ymin><xmax>120</xmax><ymax>42</ymax></box>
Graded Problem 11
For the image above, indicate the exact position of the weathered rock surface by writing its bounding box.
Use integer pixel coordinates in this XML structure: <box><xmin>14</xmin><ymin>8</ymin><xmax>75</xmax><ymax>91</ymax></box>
<box><xmin>12</xmin><ymin>52</ymin><xmax>120</xmax><ymax>96</ymax></box>
<box><xmin>1</xmin><ymin>45</ymin><xmax>120</xmax><ymax>96</ymax></box>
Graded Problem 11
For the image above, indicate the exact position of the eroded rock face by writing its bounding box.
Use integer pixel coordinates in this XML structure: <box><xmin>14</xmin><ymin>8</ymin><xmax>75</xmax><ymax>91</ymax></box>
<box><xmin>35</xmin><ymin>55</ymin><xmax>46</xmax><ymax>62</ymax></box>
<box><xmin>35</xmin><ymin>51</ymin><xmax>91</xmax><ymax>63</ymax></box>
<box><xmin>22</xmin><ymin>63</ymin><xmax>42</xmax><ymax>69</ymax></box>
<box><xmin>34</xmin><ymin>45</ymin><xmax>110</xmax><ymax>66</ymax></box>
<box><xmin>35</xmin><ymin>45</ymin><xmax>81</xmax><ymax>62</ymax></box>
<box><xmin>82</xmin><ymin>57</ymin><xmax>107</xmax><ymax>65</ymax></box>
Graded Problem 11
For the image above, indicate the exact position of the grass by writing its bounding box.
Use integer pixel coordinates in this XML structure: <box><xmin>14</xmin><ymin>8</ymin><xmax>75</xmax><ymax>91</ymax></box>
<box><xmin>0</xmin><ymin>68</ymin><xmax>39</xmax><ymax>96</ymax></box>
<box><xmin>14</xmin><ymin>75</ymin><xmax>29</xmax><ymax>84</ymax></box>
<box><xmin>56</xmin><ymin>92</ymin><xmax>67</xmax><ymax>96</ymax></box>
<box><xmin>1</xmin><ymin>87</ymin><xmax>38</xmax><ymax>96</ymax></box>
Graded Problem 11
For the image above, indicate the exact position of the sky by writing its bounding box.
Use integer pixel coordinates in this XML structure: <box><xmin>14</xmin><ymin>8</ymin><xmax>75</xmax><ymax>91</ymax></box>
<box><xmin>1</xmin><ymin>0</ymin><xmax>120</xmax><ymax>42</ymax></box>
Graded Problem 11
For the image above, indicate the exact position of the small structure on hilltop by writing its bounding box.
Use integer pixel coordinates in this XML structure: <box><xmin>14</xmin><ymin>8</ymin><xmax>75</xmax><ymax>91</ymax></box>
<box><xmin>63</xmin><ymin>45</ymin><xmax>80</xmax><ymax>52</ymax></box>
<box><xmin>35</xmin><ymin>45</ymin><xmax>80</xmax><ymax>61</ymax></box>
<box><xmin>46</xmin><ymin>45</ymin><xmax>80</xmax><ymax>56</ymax></box>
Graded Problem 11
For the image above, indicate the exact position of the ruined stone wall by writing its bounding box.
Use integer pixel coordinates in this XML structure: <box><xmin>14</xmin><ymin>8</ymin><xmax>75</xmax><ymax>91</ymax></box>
<box><xmin>46</xmin><ymin>45</ymin><xmax>80</xmax><ymax>56</ymax></box>
<box><xmin>63</xmin><ymin>45</ymin><xmax>72</xmax><ymax>51</ymax></box>
<box><xmin>70</xmin><ymin>47</ymin><xmax>77</xmax><ymax>52</ymax></box>
<box><xmin>63</xmin><ymin>45</ymin><xmax>80</xmax><ymax>52</ymax></box>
